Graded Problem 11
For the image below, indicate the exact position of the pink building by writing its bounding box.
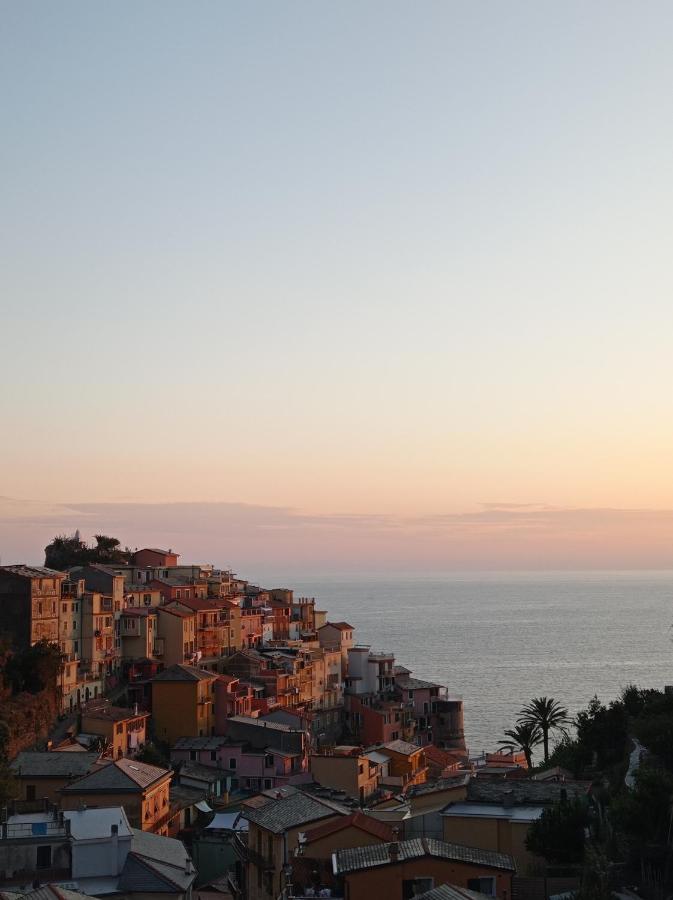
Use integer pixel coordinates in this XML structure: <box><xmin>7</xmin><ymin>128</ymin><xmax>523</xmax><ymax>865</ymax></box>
<box><xmin>170</xmin><ymin>735</ymin><xmax>310</xmax><ymax>791</ymax></box>
<box><xmin>214</xmin><ymin>674</ymin><xmax>255</xmax><ymax>727</ymax></box>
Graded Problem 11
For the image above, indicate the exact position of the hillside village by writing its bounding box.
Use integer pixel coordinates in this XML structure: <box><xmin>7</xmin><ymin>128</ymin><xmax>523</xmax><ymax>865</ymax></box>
<box><xmin>0</xmin><ymin>543</ymin><xmax>591</xmax><ymax>900</ymax></box>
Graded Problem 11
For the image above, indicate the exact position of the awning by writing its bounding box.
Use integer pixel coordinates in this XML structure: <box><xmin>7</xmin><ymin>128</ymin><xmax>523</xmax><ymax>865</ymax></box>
<box><xmin>195</xmin><ymin>800</ymin><xmax>212</xmax><ymax>813</ymax></box>
<box><xmin>206</xmin><ymin>813</ymin><xmax>248</xmax><ymax>831</ymax></box>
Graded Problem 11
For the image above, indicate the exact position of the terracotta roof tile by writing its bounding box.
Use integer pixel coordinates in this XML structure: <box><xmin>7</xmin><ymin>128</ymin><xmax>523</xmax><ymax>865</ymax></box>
<box><xmin>304</xmin><ymin>811</ymin><xmax>394</xmax><ymax>844</ymax></box>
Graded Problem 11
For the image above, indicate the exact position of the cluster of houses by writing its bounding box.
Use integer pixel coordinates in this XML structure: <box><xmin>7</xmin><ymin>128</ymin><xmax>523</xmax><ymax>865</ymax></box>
<box><xmin>0</xmin><ymin>550</ymin><xmax>590</xmax><ymax>900</ymax></box>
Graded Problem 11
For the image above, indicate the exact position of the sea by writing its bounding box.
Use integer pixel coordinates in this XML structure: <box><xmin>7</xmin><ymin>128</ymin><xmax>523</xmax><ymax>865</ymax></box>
<box><xmin>253</xmin><ymin>571</ymin><xmax>673</xmax><ymax>755</ymax></box>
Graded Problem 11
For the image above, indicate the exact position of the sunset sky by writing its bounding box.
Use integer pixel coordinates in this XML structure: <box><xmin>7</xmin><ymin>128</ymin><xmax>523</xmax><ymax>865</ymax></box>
<box><xmin>3</xmin><ymin>3</ymin><xmax>673</xmax><ymax>568</ymax></box>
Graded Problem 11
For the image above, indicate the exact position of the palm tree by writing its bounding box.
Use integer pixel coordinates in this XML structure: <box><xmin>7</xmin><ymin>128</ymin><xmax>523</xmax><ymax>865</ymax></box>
<box><xmin>520</xmin><ymin>696</ymin><xmax>570</xmax><ymax>763</ymax></box>
<box><xmin>499</xmin><ymin>722</ymin><xmax>543</xmax><ymax>770</ymax></box>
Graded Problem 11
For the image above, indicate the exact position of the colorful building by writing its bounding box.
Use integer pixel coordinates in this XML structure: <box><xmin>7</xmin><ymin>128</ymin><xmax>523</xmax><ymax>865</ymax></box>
<box><xmin>151</xmin><ymin>663</ymin><xmax>218</xmax><ymax>744</ymax></box>
<box><xmin>310</xmin><ymin>746</ymin><xmax>382</xmax><ymax>801</ymax></box>
<box><xmin>60</xmin><ymin>758</ymin><xmax>173</xmax><ymax>834</ymax></box>
<box><xmin>0</xmin><ymin>565</ymin><xmax>66</xmax><ymax>648</ymax></box>
<box><xmin>80</xmin><ymin>702</ymin><xmax>150</xmax><ymax>759</ymax></box>
<box><xmin>332</xmin><ymin>838</ymin><xmax>515</xmax><ymax>900</ymax></box>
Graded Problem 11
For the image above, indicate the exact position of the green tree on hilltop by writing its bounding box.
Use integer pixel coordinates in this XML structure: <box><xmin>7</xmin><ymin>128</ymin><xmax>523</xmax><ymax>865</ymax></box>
<box><xmin>44</xmin><ymin>532</ymin><xmax>132</xmax><ymax>569</ymax></box>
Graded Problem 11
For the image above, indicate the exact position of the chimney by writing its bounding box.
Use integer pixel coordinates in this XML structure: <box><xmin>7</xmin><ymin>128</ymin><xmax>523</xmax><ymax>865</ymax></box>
<box><xmin>388</xmin><ymin>842</ymin><xmax>399</xmax><ymax>863</ymax></box>
<box><xmin>502</xmin><ymin>789</ymin><xmax>514</xmax><ymax>809</ymax></box>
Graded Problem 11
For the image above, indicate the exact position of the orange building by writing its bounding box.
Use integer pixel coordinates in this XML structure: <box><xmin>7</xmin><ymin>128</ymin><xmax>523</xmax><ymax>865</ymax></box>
<box><xmin>381</xmin><ymin>739</ymin><xmax>429</xmax><ymax>790</ymax></box>
<box><xmin>310</xmin><ymin>746</ymin><xmax>382</xmax><ymax>801</ymax></box>
<box><xmin>332</xmin><ymin>838</ymin><xmax>515</xmax><ymax>900</ymax></box>
<box><xmin>80</xmin><ymin>702</ymin><xmax>150</xmax><ymax>759</ymax></box>
<box><xmin>132</xmin><ymin>548</ymin><xmax>180</xmax><ymax>568</ymax></box>
<box><xmin>168</xmin><ymin>595</ymin><xmax>239</xmax><ymax>665</ymax></box>
<box><xmin>155</xmin><ymin>605</ymin><xmax>197</xmax><ymax>666</ymax></box>
<box><xmin>151</xmin><ymin>663</ymin><xmax>218</xmax><ymax>744</ymax></box>
<box><xmin>60</xmin><ymin>758</ymin><xmax>173</xmax><ymax>834</ymax></box>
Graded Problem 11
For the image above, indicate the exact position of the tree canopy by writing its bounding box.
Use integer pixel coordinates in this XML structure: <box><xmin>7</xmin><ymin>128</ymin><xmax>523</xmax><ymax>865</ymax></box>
<box><xmin>44</xmin><ymin>532</ymin><xmax>132</xmax><ymax>569</ymax></box>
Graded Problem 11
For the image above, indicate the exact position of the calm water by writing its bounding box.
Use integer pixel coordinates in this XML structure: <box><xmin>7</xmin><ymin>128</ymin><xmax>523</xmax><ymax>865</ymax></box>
<box><xmin>255</xmin><ymin>571</ymin><xmax>673</xmax><ymax>753</ymax></box>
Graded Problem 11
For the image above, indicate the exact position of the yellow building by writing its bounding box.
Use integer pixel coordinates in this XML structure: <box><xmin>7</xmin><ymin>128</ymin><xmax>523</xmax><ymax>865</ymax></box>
<box><xmin>151</xmin><ymin>663</ymin><xmax>218</xmax><ymax>745</ymax></box>
<box><xmin>441</xmin><ymin>781</ymin><xmax>591</xmax><ymax>876</ymax></box>
<box><xmin>61</xmin><ymin>757</ymin><xmax>173</xmax><ymax>834</ymax></box>
<box><xmin>155</xmin><ymin>606</ymin><xmax>197</xmax><ymax>666</ymax></box>
<box><xmin>80</xmin><ymin>703</ymin><xmax>150</xmax><ymax>759</ymax></box>
<box><xmin>81</xmin><ymin>591</ymin><xmax>119</xmax><ymax>679</ymax></box>
<box><xmin>120</xmin><ymin>608</ymin><xmax>161</xmax><ymax>661</ymax></box>
<box><xmin>311</xmin><ymin>747</ymin><xmax>381</xmax><ymax>801</ymax></box>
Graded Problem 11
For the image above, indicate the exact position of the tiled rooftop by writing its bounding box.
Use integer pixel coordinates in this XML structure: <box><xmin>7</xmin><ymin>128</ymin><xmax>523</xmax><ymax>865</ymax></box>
<box><xmin>0</xmin><ymin>565</ymin><xmax>64</xmax><ymax>579</ymax></box>
<box><xmin>332</xmin><ymin>837</ymin><xmax>515</xmax><ymax>875</ymax></box>
<box><xmin>10</xmin><ymin>751</ymin><xmax>100</xmax><ymax>778</ymax></box>
<box><xmin>304</xmin><ymin>811</ymin><xmax>394</xmax><ymax>844</ymax></box>
<box><xmin>151</xmin><ymin>663</ymin><xmax>217</xmax><ymax>682</ymax></box>
<box><xmin>466</xmin><ymin>779</ymin><xmax>589</xmax><ymax>806</ymax></box>
<box><xmin>62</xmin><ymin>758</ymin><xmax>171</xmax><ymax>792</ymax></box>
<box><xmin>414</xmin><ymin>885</ymin><xmax>495</xmax><ymax>900</ymax></box>
<box><xmin>83</xmin><ymin>704</ymin><xmax>149</xmax><ymax>723</ymax></box>
<box><xmin>241</xmin><ymin>789</ymin><xmax>349</xmax><ymax>833</ymax></box>
<box><xmin>382</xmin><ymin>739</ymin><xmax>422</xmax><ymax>756</ymax></box>
<box><xmin>173</xmin><ymin>736</ymin><xmax>228</xmax><ymax>751</ymax></box>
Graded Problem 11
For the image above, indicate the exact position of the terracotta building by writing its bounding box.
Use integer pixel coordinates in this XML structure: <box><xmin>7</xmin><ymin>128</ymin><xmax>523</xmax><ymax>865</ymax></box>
<box><xmin>131</xmin><ymin>548</ymin><xmax>180</xmax><ymax>568</ymax></box>
<box><xmin>332</xmin><ymin>838</ymin><xmax>515</xmax><ymax>900</ymax></box>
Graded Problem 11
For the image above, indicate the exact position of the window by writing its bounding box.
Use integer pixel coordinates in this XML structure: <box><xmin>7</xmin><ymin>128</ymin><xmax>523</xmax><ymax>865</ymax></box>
<box><xmin>62</xmin><ymin>603</ymin><xmax>67</xmax><ymax>613</ymax></box>
<box><xmin>210</xmin><ymin>750</ymin><xmax>217</xmax><ymax>762</ymax></box>
<box><xmin>264</xmin><ymin>778</ymin><xmax>272</xmax><ymax>789</ymax></box>
<box><xmin>26</xmin><ymin>785</ymin><xmax>36</xmax><ymax>801</ymax></box>
<box><xmin>36</xmin><ymin>846</ymin><xmax>52</xmax><ymax>869</ymax></box>
<box><xmin>176</xmin><ymin>590</ymin><xmax>181</xmax><ymax>599</ymax></box>
<box><xmin>391</xmin><ymin>731</ymin><xmax>399</xmax><ymax>740</ymax></box>
<box><xmin>229</xmin><ymin>757</ymin><xmax>237</xmax><ymax>770</ymax></box>
<box><xmin>116</xmin><ymin>723</ymin><xmax>123</xmax><ymax>735</ymax></box>
<box><xmin>467</xmin><ymin>878</ymin><xmax>495</xmax><ymax>896</ymax></box>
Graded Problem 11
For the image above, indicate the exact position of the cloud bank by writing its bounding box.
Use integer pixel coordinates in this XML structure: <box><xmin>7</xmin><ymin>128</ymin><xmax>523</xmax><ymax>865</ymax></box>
<box><xmin>2</xmin><ymin>496</ymin><xmax>673</xmax><ymax>572</ymax></box>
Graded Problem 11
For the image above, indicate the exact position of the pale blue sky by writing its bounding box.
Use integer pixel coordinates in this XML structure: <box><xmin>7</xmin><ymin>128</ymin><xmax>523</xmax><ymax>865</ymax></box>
<box><xmin>3</xmin><ymin>3</ymin><xmax>673</xmax><ymax>530</ymax></box>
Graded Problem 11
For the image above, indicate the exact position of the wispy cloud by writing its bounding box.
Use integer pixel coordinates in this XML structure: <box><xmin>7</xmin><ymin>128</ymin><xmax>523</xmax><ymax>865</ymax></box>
<box><xmin>3</xmin><ymin>496</ymin><xmax>673</xmax><ymax>572</ymax></box>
